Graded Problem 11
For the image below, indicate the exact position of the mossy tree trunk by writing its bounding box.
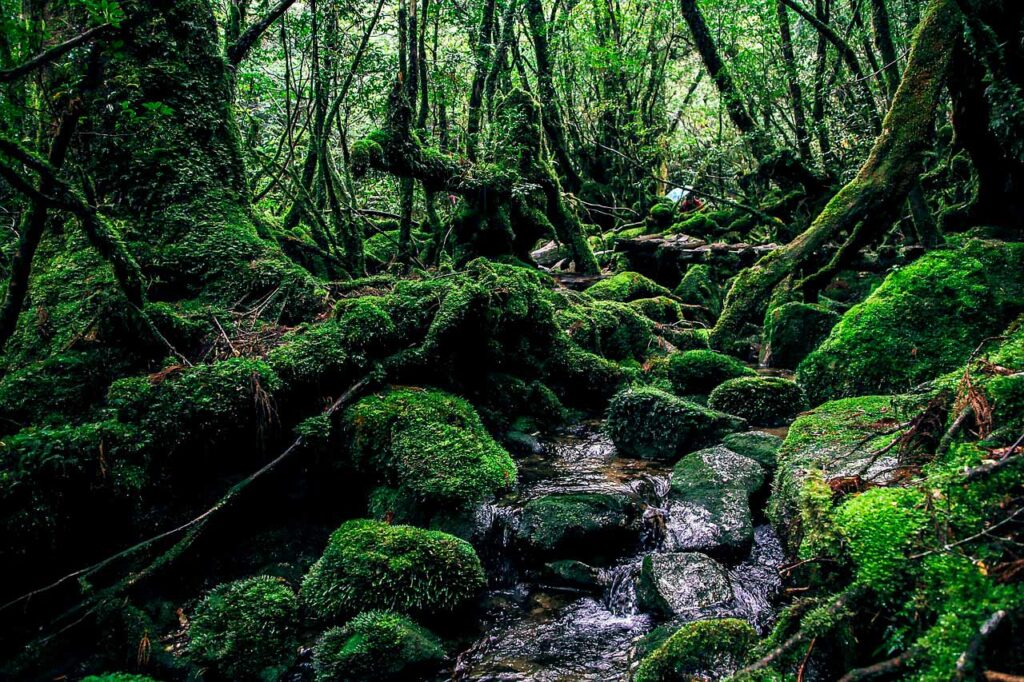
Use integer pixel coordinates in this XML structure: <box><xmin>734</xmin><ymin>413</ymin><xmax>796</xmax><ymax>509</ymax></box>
<box><xmin>710</xmin><ymin>0</ymin><xmax>962</xmax><ymax>352</ymax></box>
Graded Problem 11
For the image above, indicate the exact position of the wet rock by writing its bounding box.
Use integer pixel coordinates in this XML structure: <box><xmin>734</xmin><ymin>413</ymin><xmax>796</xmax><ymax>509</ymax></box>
<box><xmin>516</xmin><ymin>492</ymin><xmax>640</xmax><ymax>562</ymax></box>
<box><xmin>637</xmin><ymin>552</ymin><xmax>732</xmax><ymax>618</ymax></box>
<box><xmin>721</xmin><ymin>431</ymin><xmax>783</xmax><ymax>471</ymax></box>
<box><xmin>606</xmin><ymin>386</ymin><xmax>746</xmax><ymax>461</ymax></box>
<box><xmin>541</xmin><ymin>560</ymin><xmax>603</xmax><ymax>591</ymax></box>
<box><xmin>634</xmin><ymin>618</ymin><xmax>756</xmax><ymax>682</ymax></box>
<box><xmin>665</xmin><ymin>445</ymin><xmax>766</xmax><ymax>556</ymax></box>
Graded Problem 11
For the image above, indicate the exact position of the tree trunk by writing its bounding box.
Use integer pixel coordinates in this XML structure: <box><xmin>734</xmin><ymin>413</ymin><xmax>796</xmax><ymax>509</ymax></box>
<box><xmin>776</xmin><ymin>0</ymin><xmax>812</xmax><ymax>161</ymax></box>
<box><xmin>710</xmin><ymin>0</ymin><xmax>961</xmax><ymax>352</ymax></box>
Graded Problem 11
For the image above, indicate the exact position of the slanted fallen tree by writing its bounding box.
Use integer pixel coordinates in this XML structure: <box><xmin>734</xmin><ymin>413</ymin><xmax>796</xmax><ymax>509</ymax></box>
<box><xmin>709</xmin><ymin>0</ymin><xmax>961</xmax><ymax>352</ymax></box>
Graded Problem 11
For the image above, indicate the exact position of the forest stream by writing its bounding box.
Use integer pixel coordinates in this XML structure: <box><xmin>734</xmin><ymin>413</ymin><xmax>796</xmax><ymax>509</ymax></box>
<box><xmin>451</xmin><ymin>419</ymin><xmax>785</xmax><ymax>681</ymax></box>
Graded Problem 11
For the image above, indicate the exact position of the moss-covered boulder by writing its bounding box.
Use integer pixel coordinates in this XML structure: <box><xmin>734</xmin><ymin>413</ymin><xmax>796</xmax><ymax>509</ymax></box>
<box><xmin>666</xmin><ymin>445</ymin><xmax>766</xmax><ymax>555</ymax></box>
<box><xmin>630</xmin><ymin>296</ymin><xmax>684</xmax><ymax>324</ymax></box>
<box><xmin>188</xmin><ymin>576</ymin><xmax>298</xmax><ymax>681</ymax></box>
<box><xmin>557</xmin><ymin>299</ymin><xmax>655</xmax><ymax>361</ymax></box>
<box><xmin>721</xmin><ymin>431</ymin><xmax>784</xmax><ymax>470</ymax></box>
<box><xmin>343</xmin><ymin>388</ymin><xmax>516</xmax><ymax>514</ymax></box>
<box><xmin>516</xmin><ymin>492</ymin><xmax>640</xmax><ymax>562</ymax></box>
<box><xmin>637</xmin><ymin>553</ymin><xmax>733</xmax><ymax>618</ymax></box>
<box><xmin>668</xmin><ymin>350</ymin><xmax>756</xmax><ymax>396</ymax></box>
<box><xmin>586</xmin><ymin>271</ymin><xmax>672</xmax><ymax>302</ymax></box>
<box><xmin>797</xmin><ymin>239</ymin><xmax>1024</xmax><ymax>406</ymax></box>
<box><xmin>708</xmin><ymin>376</ymin><xmax>806</xmax><ymax>426</ymax></box>
<box><xmin>300</xmin><ymin>519</ymin><xmax>485</xmax><ymax>622</ymax></box>
<box><xmin>674</xmin><ymin>264</ymin><xmax>722</xmax><ymax>321</ymax></box>
<box><xmin>311</xmin><ymin>611</ymin><xmax>445</xmax><ymax>682</ymax></box>
<box><xmin>634</xmin><ymin>618</ymin><xmax>756</xmax><ymax>682</ymax></box>
<box><xmin>606</xmin><ymin>386</ymin><xmax>746</xmax><ymax>461</ymax></box>
<box><xmin>762</xmin><ymin>302</ymin><xmax>840</xmax><ymax>369</ymax></box>
<box><xmin>769</xmin><ymin>394</ymin><xmax>920</xmax><ymax>549</ymax></box>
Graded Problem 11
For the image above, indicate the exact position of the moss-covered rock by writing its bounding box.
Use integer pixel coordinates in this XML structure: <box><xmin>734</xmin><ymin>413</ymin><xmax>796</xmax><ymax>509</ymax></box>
<box><xmin>343</xmin><ymin>388</ymin><xmax>516</xmax><ymax>513</ymax></box>
<box><xmin>630</xmin><ymin>296</ymin><xmax>684</xmax><ymax>324</ymax></box>
<box><xmin>797</xmin><ymin>239</ymin><xmax>1024</xmax><ymax>405</ymax></box>
<box><xmin>666</xmin><ymin>445</ymin><xmax>766</xmax><ymax>555</ymax></box>
<box><xmin>634</xmin><ymin>618</ymin><xmax>756</xmax><ymax>682</ymax></box>
<box><xmin>188</xmin><ymin>575</ymin><xmax>298</xmax><ymax>681</ymax></box>
<box><xmin>586</xmin><ymin>271</ymin><xmax>672</xmax><ymax>302</ymax></box>
<box><xmin>708</xmin><ymin>376</ymin><xmax>806</xmax><ymax>426</ymax></box>
<box><xmin>761</xmin><ymin>302</ymin><xmax>840</xmax><ymax>369</ymax></box>
<box><xmin>667</xmin><ymin>350</ymin><xmax>756</xmax><ymax>396</ymax></box>
<box><xmin>300</xmin><ymin>519</ymin><xmax>485</xmax><ymax>622</ymax></box>
<box><xmin>516</xmin><ymin>492</ymin><xmax>640</xmax><ymax>562</ymax></box>
<box><xmin>311</xmin><ymin>611</ymin><xmax>445</xmax><ymax>682</ymax></box>
<box><xmin>541</xmin><ymin>559</ymin><xmax>603</xmax><ymax>590</ymax></box>
<box><xmin>769</xmin><ymin>394</ymin><xmax>918</xmax><ymax>549</ymax></box>
<box><xmin>606</xmin><ymin>386</ymin><xmax>746</xmax><ymax>461</ymax></box>
<box><xmin>637</xmin><ymin>553</ymin><xmax>733</xmax><ymax>618</ymax></box>
<box><xmin>557</xmin><ymin>299</ymin><xmax>655</xmax><ymax>361</ymax></box>
<box><xmin>721</xmin><ymin>431</ymin><xmax>784</xmax><ymax>470</ymax></box>
<box><xmin>673</xmin><ymin>264</ymin><xmax>722</xmax><ymax>321</ymax></box>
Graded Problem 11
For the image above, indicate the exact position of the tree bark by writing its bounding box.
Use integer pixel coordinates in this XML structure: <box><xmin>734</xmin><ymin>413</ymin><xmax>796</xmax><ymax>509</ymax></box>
<box><xmin>777</xmin><ymin>0</ymin><xmax>813</xmax><ymax>160</ymax></box>
<box><xmin>710</xmin><ymin>0</ymin><xmax>961</xmax><ymax>352</ymax></box>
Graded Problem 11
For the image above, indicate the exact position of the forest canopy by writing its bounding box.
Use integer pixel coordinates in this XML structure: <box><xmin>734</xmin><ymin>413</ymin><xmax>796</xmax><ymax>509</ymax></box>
<box><xmin>0</xmin><ymin>0</ymin><xmax>1022</xmax><ymax>680</ymax></box>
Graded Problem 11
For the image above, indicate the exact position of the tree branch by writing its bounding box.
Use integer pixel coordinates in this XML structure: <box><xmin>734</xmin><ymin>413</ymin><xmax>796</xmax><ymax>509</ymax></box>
<box><xmin>227</xmin><ymin>0</ymin><xmax>298</xmax><ymax>66</ymax></box>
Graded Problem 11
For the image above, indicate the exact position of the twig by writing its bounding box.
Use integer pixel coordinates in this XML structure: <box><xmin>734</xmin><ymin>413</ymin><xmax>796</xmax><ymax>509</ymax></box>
<box><xmin>837</xmin><ymin>648</ymin><xmax>918</xmax><ymax>682</ymax></box>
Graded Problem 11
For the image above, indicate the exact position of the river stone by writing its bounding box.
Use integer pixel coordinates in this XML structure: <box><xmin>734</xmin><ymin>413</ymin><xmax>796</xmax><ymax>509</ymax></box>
<box><xmin>720</xmin><ymin>431</ymin><xmax>783</xmax><ymax>471</ymax></box>
<box><xmin>516</xmin><ymin>492</ymin><xmax>640</xmax><ymax>562</ymax></box>
<box><xmin>665</xmin><ymin>446</ymin><xmax>766</xmax><ymax>556</ymax></box>
<box><xmin>606</xmin><ymin>386</ymin><xmax>747</xmax><ymax>462</ymax></box>
<box><xmin>541</xmin><ymin>560</ymin><xmax>603</xmax><ymax>591</ymax></box>
<box><xmin>637</xmin><ymin>552</ymin><xmax>732</xmax><ymax>618</ymax></box>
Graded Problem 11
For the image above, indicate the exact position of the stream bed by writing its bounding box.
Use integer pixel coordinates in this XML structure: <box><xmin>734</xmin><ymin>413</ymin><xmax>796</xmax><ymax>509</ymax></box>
<box><xmin>449</xmin><ymin>422</ymin><xmax>785</xmax><ymax>681</ymax></box>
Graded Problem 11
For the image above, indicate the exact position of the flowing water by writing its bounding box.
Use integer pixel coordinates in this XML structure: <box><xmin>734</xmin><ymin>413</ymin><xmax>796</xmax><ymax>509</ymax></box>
<box><xmin>449</xmin><ymin>422</ymin><xmax>785</xmax><ymax>681</ymax></box>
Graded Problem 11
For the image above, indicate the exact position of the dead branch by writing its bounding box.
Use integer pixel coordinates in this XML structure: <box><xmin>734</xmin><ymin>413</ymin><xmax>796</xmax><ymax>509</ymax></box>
<box><xmin>837</xmin><ymin>648</ymin><xmax>919</xmax><ymax>682</ymax></box>
<box><xmin>955</xmin><ymin>610</ymin><xmax>1008</xmax><ymax>679</ymax></box>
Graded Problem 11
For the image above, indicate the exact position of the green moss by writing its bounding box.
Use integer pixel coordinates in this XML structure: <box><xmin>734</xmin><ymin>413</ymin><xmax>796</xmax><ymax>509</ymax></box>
<box><xmin>107</xmin><ymin>358</ymin><xmax>281</xmax><ymax>461</ymax></box>
<box><xmin>797</xmin><ymin>240</ymin><xmax>1024</xmax><ymax>405</ymax></box>
<box><xmin>634</xmin><ymin>618</ymin><xmax>756</xmax><ymax>682</ymax></box>
<box><xmin>81</xmin><ymin>676</ymin><xmax>160</xmax><ymax>682</ymax></box>
<box><xmin>721</xmin><ymin>431</ymin><xmax>784</xmax><ymax>470</ymax></box>
<box><xmin>708</xmin><ymin>376</ymin><xmax>806</xmax><ymax>426</ymax></box>
<box><xmin>188</xmin><ymin>575</ymin><xmax>298</xmax><ymax>681</ymax></box>
<box><xmin>648</xmin><ymin>201</ymin><xmax>677</xmax><ymax>229</ymax></box>
<box><xmin>516</xmin><ymin>492</ymin><xmax>638</xmax><ymax>559</ymax></box>
<box><xmin>343</xmin><ymin>388</ymin><xmax>516</xmax><ymax>512</ymax></box>
<box><xmin>769</xmin><ymin>394</ymin><xmax>906</xmax><ymax>543</ymax></box>
<box><xmin>0</xmin><ymin>420</ymin><xmax>147</xmax><ymax>575</ymax></box>
<box><xmin>674</xmin><ymin>264</ymin><xmax>722</xmax><ymax>321</ymax></box>
<box><xmin>833</xmin><ymin>487</ymin><xmax>927</xmax><ymax>602</ymax></box>
<box><xmin>586</xmin><ymin>271</ymin><xmax>671</xmax><ymax>302</ymax></box>
<box><xmin>762</xmin><ymin>302</ymin><xmax>840</xmax><ymax>369</ymax></box>
<box><xmin>667</xmin><ymin>350</ymin><xmax>756</xmax><ymax>395</ymax></box>
<box><xmin>300</xmin><ymin>519</ymin><xmax>485</xmax><ymax>622</ymax></box>
<box><xmin>606</xmin><ymin>386</ymin><xmax>746</xmax><ymax>461</ymax></box>
<box><xmin>558</xmin><ymin>299</ymin><xmax>654</xmax><ymax>360</ymax></box>
<box><xmin>312</xmin><ymin>611</ymin><xmax>444</xmax><ymax>682</ymax></box>
<box><xmin>630</xmin><ymin>296</ymin><xmax>684</xmax><ymax>324</ymax></box>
